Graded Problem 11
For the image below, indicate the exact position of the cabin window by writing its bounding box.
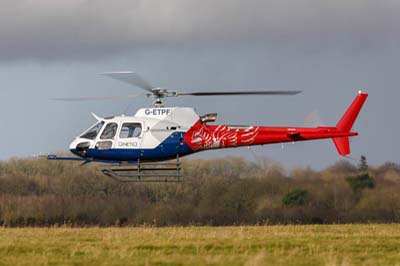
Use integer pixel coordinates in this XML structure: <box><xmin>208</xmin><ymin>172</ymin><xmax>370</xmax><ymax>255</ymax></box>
<box><xmin>80</xmin><ymin>121</ymin><xmax>104</xmax><ymax>140</ymax></box>
<box><xmin>95</xmin><ymin>141</ymin><xmax>113</xmax><ymax>150</ymax></box>
<box><xmin>100</xmin><ymin>123</ymin><xmax>118</xmax><ymax>139</ymax></box>
<box><xmin>120</xmin><ymin>123</ymin><xmax>142</xmax><ymax>138</ymax></box>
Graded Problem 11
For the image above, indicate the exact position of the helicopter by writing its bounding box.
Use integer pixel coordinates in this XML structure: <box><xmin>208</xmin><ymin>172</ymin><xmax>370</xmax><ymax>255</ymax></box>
<box><xmin>48</xmin><ymin>72</ymin><xmax>368</xmax><ymax>182</ymax></box>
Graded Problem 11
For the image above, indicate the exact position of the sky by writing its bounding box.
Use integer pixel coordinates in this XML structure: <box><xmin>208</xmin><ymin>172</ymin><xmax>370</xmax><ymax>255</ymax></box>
<box><xmin>1</xmin><ymin>0</ymin><xmax>399</xmax><ymax>169</ymax></box>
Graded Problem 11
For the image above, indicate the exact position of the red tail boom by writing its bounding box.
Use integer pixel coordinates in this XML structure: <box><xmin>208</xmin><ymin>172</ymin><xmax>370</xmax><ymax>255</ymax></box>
<box><xmin>184</xmin><ymin>92</ymin><xmax>368</xmax><ymax>157</ymax></box>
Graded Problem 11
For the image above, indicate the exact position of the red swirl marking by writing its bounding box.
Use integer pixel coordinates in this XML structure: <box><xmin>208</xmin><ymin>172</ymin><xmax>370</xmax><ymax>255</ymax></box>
<box><xmin>184</xmin><ymin>120</ymin><xmax>260</xmax><ymax>151</ymax></box>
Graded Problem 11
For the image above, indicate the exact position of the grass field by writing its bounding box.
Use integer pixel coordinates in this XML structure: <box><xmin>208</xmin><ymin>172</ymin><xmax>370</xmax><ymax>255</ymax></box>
<box><xmin>0</xmin><ymin>225</ymin><xmax>399</xmax><ymax>266</ymax></box>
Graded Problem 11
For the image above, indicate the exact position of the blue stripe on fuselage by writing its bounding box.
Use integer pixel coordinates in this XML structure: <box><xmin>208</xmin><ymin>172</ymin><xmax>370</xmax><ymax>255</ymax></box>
<box><xmin>71</xmin><ymin>131</ymin><xmax>194</xmax><ymax>162</ymax></box>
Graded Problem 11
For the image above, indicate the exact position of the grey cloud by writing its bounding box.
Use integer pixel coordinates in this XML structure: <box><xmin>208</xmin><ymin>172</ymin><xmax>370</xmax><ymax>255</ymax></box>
<box><xmin>0</xmin><ymin>0</ymin><xmax>399</xmax><ymax>61</ymax></box>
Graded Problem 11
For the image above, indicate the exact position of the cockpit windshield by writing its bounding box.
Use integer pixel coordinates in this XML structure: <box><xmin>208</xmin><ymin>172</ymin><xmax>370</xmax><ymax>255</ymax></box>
<box><xmin>80</xmin><ymin>121</ymin><xmax>104</xmax><ymax>140</ymax></box>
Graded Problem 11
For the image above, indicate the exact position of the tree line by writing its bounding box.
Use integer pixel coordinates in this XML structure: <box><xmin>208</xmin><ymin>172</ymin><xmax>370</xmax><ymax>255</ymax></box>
<box><xmin>0</xmin><ymin>156</ymin><xmax>399</xmax><ymax>226</ymax></box>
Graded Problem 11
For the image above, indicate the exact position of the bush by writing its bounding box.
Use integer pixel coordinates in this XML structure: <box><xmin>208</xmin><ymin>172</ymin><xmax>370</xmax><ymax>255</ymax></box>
<box><xmin>346</xmin><ymin>173</ymin><xmax>375</xmax><ymax>192</ymax></box>
<box><xmin>282</xmin><ymin>189</ymin><xmax>308</xmax><ymax>207</ymax></box>
<box><xmin>0</xmin><ymin>157</ymin><xmax>399</xmax><ymax>225</ymax></box>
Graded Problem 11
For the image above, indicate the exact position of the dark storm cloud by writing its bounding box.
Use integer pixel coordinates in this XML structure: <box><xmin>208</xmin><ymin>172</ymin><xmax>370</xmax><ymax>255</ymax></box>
<box><xmin>0</xmin><ymin>0</ymin><xmax>399</xmax><ymax>61</ymax></box>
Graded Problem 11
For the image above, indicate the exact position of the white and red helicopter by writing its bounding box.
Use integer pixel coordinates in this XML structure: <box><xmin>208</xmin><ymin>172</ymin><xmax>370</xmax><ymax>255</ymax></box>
<box><xmin>49</xmin><ymin>72</ymin><xmax>368</xmax><ymax>182</ymax></box>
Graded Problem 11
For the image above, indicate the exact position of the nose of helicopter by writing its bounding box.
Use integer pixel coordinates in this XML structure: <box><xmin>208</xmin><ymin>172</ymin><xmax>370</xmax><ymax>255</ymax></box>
<box><xmin>69</xmin><ymin>139</ymin><xmax>80</xmax><ymax>156</ymax></box>
<box><xmin>69</xmin><ymin>140</ymin><xmax>78</xmax><ymax>156</ymax></box>
<box><xmin>69</xmin><ymin>138</ymin><xmax>91</xmax><ymax>157</ymax></box>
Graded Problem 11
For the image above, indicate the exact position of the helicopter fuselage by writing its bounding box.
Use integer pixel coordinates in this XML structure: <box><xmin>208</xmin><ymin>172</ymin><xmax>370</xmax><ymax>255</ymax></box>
<box><xmin>69</xmin><ymin>92</ymin><xmax>367</xmax><ymax>162</ymax></box>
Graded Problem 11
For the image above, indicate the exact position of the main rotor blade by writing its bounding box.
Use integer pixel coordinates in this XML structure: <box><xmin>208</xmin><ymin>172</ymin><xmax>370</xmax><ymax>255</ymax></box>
<box><xmin>177</xmin><ymin>90</ymin><xmax>302</xmax><ymax>96</ymax></box>
<box><xmin>50</xmin><ymin>94</ymin><xmax>143</xmax><ymax>101</ymax></box>
<box><xmin>101</xmin><ymin>71</ymin><xmax>154</xmax><ymax>92</ymax></box>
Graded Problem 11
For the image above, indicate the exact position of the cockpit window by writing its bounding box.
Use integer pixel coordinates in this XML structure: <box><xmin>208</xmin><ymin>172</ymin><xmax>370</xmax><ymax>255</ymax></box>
<box><xmin>120</xmin><ymin>123</ymin><xmax>142</xmax><ymax>138</ymax></box>
<box><xmin>80</xmin><ymin>121</ymin><xmax>104</xmax><ymax>140</ymax></box>
<box><xmin>100</xmin><ymin>123</ymin><xmax>118</xmax><ymax>139</ymax></box>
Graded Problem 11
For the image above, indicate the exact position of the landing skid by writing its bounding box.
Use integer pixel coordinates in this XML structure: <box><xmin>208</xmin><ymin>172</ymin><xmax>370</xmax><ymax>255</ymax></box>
<box><xmin>46</xmin><ymin>154</ymin><xmax>183</xmax><ymax>183</ymax></box>
<box><xmin>101</xmin><ymin>155</ymin><xmax>182</xmax><ymax>183</ymax></box>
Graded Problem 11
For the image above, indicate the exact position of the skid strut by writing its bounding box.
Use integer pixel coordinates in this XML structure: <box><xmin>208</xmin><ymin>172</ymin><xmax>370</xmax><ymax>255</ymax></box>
<box><xmin>101</xmin><ymin>155</ymin><xmax>182</xmax><ymax>182</ymax></box>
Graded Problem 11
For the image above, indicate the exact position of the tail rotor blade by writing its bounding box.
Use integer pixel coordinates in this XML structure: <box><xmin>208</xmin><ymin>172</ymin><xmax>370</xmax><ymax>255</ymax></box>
<box><xmin>304</xmin><ymin>110</ymin><xmax>323</xmax><ymax>127</ymax></box>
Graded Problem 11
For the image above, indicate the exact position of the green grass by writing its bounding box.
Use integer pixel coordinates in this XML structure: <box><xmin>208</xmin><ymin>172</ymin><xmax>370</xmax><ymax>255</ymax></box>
<box><xmin>0</xmin><ymin>225</ymin><xmax>399</xmax><ymax>266</ymax></box>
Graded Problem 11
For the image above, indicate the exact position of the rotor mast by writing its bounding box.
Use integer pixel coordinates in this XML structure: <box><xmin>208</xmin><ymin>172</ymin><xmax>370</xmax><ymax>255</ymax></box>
<box><xmin>146</xmin><ymin>88</ymin><xmax>179</xmax><ymax>107</ymax></box>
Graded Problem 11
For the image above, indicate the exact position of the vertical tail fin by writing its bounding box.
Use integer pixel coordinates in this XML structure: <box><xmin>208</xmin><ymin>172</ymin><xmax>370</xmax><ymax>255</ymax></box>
<box><xmin>333</xmin><ymin>91</ymin><xmax>368</xmax><ymax>156</ymax></box>
<box><xmin>336</xmin><ymin>91</ymin><xmax>368</xmax><ymax>132</ymax></box>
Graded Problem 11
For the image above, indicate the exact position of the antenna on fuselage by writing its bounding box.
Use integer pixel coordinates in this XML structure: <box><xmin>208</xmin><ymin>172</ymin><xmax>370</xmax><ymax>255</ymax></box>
<box><xmin>91</xmin><ymin>112</ymin><xmax>103</xmax><ymax>121</ymax></box>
